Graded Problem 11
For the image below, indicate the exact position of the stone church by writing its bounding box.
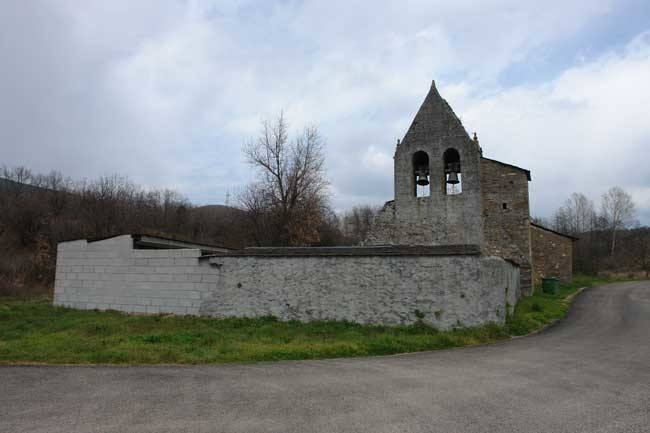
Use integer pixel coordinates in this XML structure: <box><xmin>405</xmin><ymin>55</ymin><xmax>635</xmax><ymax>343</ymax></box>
<box><xmin>366</xmin><ymin>81</ymin><xmax>574</xmax><ymax>294</ymax></box>
<box><xmin>53</xmin><ymin>81</ymin><xmax>574</xmax><ymax>328</ymax></box>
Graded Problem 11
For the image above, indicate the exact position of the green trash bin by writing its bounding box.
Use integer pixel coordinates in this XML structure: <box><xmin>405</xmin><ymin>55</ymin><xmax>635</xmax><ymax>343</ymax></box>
<box><xmin>541</xmin><ymin>277</ymin><xmax>559</xmax><ymax>294</ymax></box>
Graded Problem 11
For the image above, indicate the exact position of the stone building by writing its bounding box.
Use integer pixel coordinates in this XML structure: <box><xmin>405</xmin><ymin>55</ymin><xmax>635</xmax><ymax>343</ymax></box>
<box><xmin>53</xmin><ymin>81</ymin><xmax>573</xmax><ymax>327</ymax></box>
<box><xmin>530</xmin><ymin>223</ymin><xmax>576</xmax><ymax>284</ymax></box>
<box><xmin>366</xmin><ymin>81</ymin><xmax>572</xmax><ymax>294</ymax></box>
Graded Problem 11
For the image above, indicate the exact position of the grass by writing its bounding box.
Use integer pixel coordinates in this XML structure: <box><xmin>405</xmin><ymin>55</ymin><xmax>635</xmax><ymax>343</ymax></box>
<box><xmin>0</xmin><ymin>275</ymin><xmax>620</xmax><ymax>364</ymax></box>
<box><xmin>504</xmin><ymin>274</ymin><xmax>602</xmax><ymax>336</ymax></box>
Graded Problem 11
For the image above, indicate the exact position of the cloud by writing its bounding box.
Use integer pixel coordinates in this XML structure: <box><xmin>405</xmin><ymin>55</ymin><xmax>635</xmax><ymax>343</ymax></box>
<box><xmin>0</xmin><ymin>1</ymin><xmax>184</xmax><ymax>186</ymax></box>
<box><xmin>449</xmin><ymin>31</ymin><xmax>650</xmax><ymax>221</ymax></box>
<box><xmin>1</xmin><ymin>0</ymin><xmax>649</xmax><ymax>223</ymax></box>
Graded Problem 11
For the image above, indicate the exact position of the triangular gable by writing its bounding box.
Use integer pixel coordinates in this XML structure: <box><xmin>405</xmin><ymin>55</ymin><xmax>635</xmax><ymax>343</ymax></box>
<box><xmin>402</xmin><ymin>81</ymin><xmax>473</xmax><ymax>146</ymax></box>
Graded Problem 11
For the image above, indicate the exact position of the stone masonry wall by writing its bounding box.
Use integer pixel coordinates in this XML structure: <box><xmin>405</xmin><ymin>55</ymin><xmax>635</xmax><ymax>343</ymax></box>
<box><xmin>200</xmin><ymin>254</ymin><xmax>519</xmax><ymax>329</ymax></box>
<box><xmin>54</xmin><ymin>237</ymin><xmax>520</xmax><ymax>329</ymax></box>
<box><xmin>530</xmin><ymin>225</ymin><xmax>573</xmax><ymax>285</ymax></box>
<box><xmin>480</xmin><ymin>158</ymin><xmax>533</xmax><ymax>294</ymax></box>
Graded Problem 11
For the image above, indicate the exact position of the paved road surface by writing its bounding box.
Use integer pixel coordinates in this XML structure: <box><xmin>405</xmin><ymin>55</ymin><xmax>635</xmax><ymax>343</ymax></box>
<box><xmin>1</xmin><ymin>281</ymin><xmax>649</xmax><ymax>432</ymax></box>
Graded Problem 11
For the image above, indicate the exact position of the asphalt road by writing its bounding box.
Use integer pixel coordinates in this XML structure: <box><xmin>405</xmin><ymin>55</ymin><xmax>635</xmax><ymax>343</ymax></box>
<box><xmin>1</xmin><ymin>281</ymin><xmax>649</xmax><ymax>433</ymax></box>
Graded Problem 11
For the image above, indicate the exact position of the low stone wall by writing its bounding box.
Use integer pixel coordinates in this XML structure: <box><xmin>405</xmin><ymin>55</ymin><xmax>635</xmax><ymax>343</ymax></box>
<box><xmin>201</xmin><ymin>254</ymin><xmax>520</xmax><ymax>328</ymax></box>
<box><xmin>530</xmin><ymin>224</ymin><xmax>574</xmax><ymax>284</ymax></box>
<box><xmin>54</xmin><ymin>236</ymin><xmax>520</xmax><ymax>329</ymax></box>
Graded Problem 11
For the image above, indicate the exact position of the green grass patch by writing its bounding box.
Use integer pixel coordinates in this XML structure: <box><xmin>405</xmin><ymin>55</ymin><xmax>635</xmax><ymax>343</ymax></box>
<box><xmin>0</xmin><ymin>275</ymin><xmax>622</xmax><ymax>364</ymax></box>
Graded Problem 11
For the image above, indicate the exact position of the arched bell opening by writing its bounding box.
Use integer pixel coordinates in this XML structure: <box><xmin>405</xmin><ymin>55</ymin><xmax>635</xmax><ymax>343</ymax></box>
<box><xmin>443</xmin><ymin>148</ymin><xmax>462</xmax><ymax>195</ymax></box>
<box><xmin>412</xmin><ymin>151</ymin><xmax>430</xmax><ymax>197</ymax></box>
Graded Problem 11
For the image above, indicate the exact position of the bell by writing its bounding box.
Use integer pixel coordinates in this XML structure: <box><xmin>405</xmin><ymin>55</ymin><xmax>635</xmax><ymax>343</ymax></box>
<box><xmin>446</xmin><ymin>171</ymin><xmax>460</xmax><ymax>185</ymax></box>
<box><xmin>416</xmin><ymin>172</ymin><xmax>429</xmax><ymax>186</ymax></box>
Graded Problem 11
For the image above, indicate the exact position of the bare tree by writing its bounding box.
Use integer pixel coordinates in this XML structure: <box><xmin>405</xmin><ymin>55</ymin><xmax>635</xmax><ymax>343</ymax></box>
<box><xmin>317</xmin><ymin>207</ymin><xmax>345</xmax><ymax>246</ymax></box>
<box><xmin>552</xmin><ymin>206</ymin><xmax>570</xmax><ymax>234</ymax></box>
<box><xmin>626</xmin><ymin>229</ymin><xmax>650</xmax><ymax>278</ymax></box>
<box><xmin>1</xmin><ymin>164</ymin><xmax>259</xmax><ymax>295</ymax></box>
<box><xmin>238</xmin><ymin>183</ymin><xmax>276</xmax><ymax>246</ymax></box>
<box><xmin>2</xmin><ymin>165</ymin><xmax>33</xmax><ymax>185</ymax></box>
<box><xmin>601</xmin><ymin>186</ymin><xmax>636</xmax><ymax>255</ymax></box>
<box><xmin>240</xmin><ymin>113</ymin><xmax>329</xmax><ymax>246</ymax></box>
<box><xmin>341</xmin><ymin>205</ymin><xmax>381</xmax><ymax>244</ymax></box>
<box><xmin>553</xmin><ymin>193</ymin><xmax>596</xmax><ymax>235</ymax></box>
<box><xmin>638</xmin><ymin>232</ymin><xmax>650</xmax><ymax>278</ymax></box>
<box><xmin>1</xmin><ymin>165</ymin><xmax>34</xmax><ymax>197</ymax></box>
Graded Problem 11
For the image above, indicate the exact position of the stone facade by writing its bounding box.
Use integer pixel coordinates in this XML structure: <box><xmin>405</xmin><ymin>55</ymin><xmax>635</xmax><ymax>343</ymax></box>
<box><xmin>530</xmin><ymin>224</ymin><xmax>575</xmax><ymax>284</ymax></box>
<box><xmin>52</xmin><ymin>81</ymin><xmax>549</xmax><ymax>328</ymax></box>
<box><xmin>366</xmin><ymin>81</ymin><xmax>537</xmax><ymax>292</ymax></box>
<box><xmin>480</xmin><ymin>158</ymin><xmax>533</xmax><ymax>294</ymax></box>
<box><xmin>365</xmin><ymin>83</ymin><xmax>484</xmax><ymax>246</ymax></box>
<box><xmin>54</xmin><ymin>236</ymin><xmax>520</xmax><ymax>329</ymax></box>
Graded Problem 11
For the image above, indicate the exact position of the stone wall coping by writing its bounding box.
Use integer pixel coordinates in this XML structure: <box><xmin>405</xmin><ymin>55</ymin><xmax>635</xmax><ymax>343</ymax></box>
<box><xmin>481</xmin><ymin>157</ymin><xmax>531</xmax><ymax>181</ymax></box>
<box><xmin>202</xmin><ymin>244</ymin><xmax>481</xmax><ymax>258</ymax></box>
<box><xmin>530</xmin><ymin>223</ymin><xmax>579</xmax><ymax>241</ymax></box>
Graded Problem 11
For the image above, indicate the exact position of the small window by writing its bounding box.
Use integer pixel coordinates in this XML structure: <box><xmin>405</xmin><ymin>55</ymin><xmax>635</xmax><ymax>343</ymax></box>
<box><xmin>502</xmin><ymin>203</ymin><xmax>508</xmax><ymax>210</ymax></box>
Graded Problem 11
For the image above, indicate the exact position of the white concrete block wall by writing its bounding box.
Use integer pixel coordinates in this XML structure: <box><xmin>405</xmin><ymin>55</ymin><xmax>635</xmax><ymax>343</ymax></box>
<box><xmin>53</xmin><ymin>236</ymin><xmax>205</xmax><ymax>315</ymax></box>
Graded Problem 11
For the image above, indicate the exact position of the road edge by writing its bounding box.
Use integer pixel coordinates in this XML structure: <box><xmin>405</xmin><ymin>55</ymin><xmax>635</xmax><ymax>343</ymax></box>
<box><xmin>0</xmin><ymin>286</ymin><xmax>595</xmax><ymax>368</ymax></box>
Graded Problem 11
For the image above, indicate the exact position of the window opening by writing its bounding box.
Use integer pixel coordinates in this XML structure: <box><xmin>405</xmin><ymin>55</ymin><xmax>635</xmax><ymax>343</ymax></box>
<box><xmin>413</xmin><ymin>151</ymin><xmax>430</xmax><ymax>197</ymax></box>
<box><xmin>443</xmin><ymin>148</ymin><xmax>462</xmax><ymax>195</ymax></box>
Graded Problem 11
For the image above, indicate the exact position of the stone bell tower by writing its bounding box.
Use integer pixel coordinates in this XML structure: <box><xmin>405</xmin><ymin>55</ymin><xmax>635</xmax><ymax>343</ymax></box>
<box><xmin>365</xmin><ymin>81</ymin><xmax>484</xmax><ymax>247</ymax></box>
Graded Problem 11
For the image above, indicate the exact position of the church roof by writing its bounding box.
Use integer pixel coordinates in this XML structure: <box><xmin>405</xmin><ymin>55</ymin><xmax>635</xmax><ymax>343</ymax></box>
<box><xmin>402</xmin><ymin>81</ymin><xmax>532</xmax><ymax>181</ymax></box>
<box><xmin>402</xmin><ymin>80</ymin><xmax>473</xmax><ymax>144</ymax></box>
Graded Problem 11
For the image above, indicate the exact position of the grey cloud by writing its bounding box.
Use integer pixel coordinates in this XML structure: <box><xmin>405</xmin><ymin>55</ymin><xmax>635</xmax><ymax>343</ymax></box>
<box><xmin>1</xmin><ymin>0</ymin><xmax>648</xmax><ymax>224</ymax></box>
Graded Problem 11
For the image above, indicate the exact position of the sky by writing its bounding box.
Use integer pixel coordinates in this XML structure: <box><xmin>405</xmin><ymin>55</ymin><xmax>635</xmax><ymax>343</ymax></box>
<box><xmin>2</xmin><ymin>0</ymin><xmax>650</xmax><ymax>224</ymax></box>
